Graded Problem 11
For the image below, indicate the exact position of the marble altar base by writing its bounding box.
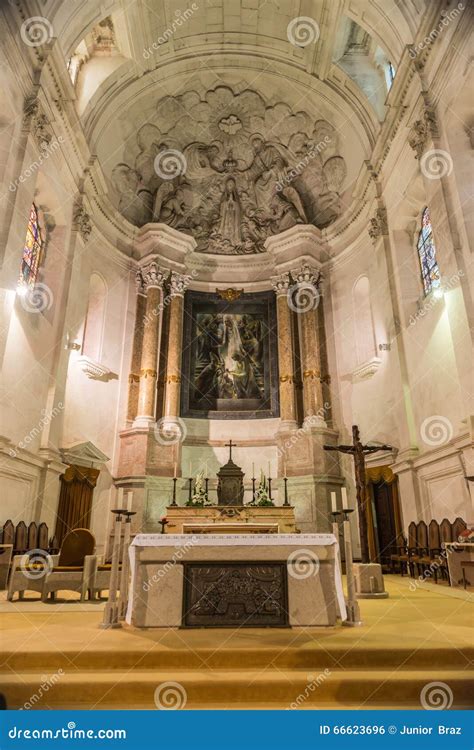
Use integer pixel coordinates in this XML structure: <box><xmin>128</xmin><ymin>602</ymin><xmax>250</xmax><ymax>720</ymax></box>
<box><xmin>126</xmin><ymin>533</ymin><xmax>346</xmax><ymax>628</ymax></box>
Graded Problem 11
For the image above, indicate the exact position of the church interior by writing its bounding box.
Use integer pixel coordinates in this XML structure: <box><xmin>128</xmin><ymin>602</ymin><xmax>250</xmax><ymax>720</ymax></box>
<box><xmin>0</xmin><ymin>0</ymin><xmax>472</xmax><ymax>712</ymax></box>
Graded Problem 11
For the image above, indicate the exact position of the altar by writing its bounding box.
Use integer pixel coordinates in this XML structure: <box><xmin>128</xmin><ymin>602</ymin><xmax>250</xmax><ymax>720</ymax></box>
<box><xmin>126</xmin><ymin>533</ymin><xmax>346</xmax><ymax>628</ymax></box>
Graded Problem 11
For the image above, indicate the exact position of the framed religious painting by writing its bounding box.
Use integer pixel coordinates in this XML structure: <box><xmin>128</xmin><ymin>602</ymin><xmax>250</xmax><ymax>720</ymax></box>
<box><xmin>180</xmin><ymin>290</ymin><xmax>280</xmax><ymax>419</ymax></box>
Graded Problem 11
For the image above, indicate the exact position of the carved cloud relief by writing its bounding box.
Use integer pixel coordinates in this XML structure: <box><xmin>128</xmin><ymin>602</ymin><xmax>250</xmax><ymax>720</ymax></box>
<box><xmin>111</xmin><ymin>86</ymin><xmax>347</xmax><ymax>254</ymax></box>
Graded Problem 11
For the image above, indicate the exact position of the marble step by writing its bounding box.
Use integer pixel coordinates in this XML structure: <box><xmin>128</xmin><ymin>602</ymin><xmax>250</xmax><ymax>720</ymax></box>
<box><xmin>2</xmin><ymin>668</ymin><xmax>472</xmax><ymax>710</ymax></box>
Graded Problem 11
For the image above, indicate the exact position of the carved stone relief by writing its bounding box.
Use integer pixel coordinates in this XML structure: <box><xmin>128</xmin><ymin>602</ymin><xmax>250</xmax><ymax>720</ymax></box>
<box><xmin>111</xmin><ymin>86</ymin><xmax>347</xmax><ymax>254</ymax></box>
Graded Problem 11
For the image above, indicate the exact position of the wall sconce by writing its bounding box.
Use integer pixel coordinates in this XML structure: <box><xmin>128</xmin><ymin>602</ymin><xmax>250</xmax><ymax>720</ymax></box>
<box><xmin>65</xmin><ymin>333</ymin><xmax>81</xmax><ymax>351</ymax></box>
<box><xmin>378</xmin><ymin>343</ymin><xmax>391</xmax><ymax>351</ymax></box>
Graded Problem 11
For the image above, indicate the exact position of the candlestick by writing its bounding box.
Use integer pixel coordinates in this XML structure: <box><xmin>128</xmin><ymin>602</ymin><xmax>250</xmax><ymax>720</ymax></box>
<box><xmin>205</xmin><ymin>477</ymin><xmax>209</xmax><ymax>503</ymax></box>
<box><xmin>331</xmin><ymin>491</ymin><xmax>338</xmax><ymax>514</ymax></box>
<box><xmin>119</xmin><ymin>510</ymin><xmax>136</xmax><ymax>620</ymax></box>
<box><xmin>268</xmin><ymin>476</ymin><xmax>272</xmax><ymax>500</ymax></box>
<box><xmin>283</xmin><ymin>476</ymin><xmax>290</xmax><ymax>506</ymax></box>
<box><xmin>342</xmin><ymin>510</ymin><xmax>362</xmax><ymax>627</ymax></box>
<box><xmin>341</xmin><ymin>486</ymin><xmax>349</xmax><ymax>510</ymax></box>
<box><xmin>188</xmin><ymin>477</ymin><xmax>193</xmax><ymax>503</ymax></box>
<box><xmin>252</xmin><ymin>475</ymin><xmax>256</xmax><ymax>503</ymax></box>
<box><xmin>101</xmin><ymin>509</ymin><xmax>124</xmax><ymax>629</ymax></box>
<box><xmin>171</xmin><ymin>477</ymin><xmax>177</xmax><ymax>506</ymax></box>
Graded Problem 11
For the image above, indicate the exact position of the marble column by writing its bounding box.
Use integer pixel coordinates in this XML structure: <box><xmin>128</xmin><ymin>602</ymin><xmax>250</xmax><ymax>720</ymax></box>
<box><xmin>163</xmin><ymin>272</ymin><xmax>187</xmax><ymax>421</ymax></box>
<box><xmin>294</xmin><ymin>265</ymin><xmax>326</xmax><ymax>428</ymax></box>
<box><xmin>271</xmin><ymin>273</ymin><xmax>297</xmax><ymax>429</ymax></box>
<box><xmin>126</xmin><ymin>272</ymin><xmax>147</xmax><ymax>424</ymax></box>
<box><xmin>134</xmin><ymin>261</ymin><xmax>166</xmax><ymax>426</ymax></box>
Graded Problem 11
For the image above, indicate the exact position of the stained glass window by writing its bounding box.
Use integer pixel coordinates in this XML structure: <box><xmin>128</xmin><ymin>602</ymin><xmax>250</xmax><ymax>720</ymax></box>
<box><xmin>416</xmin><ymin>207</ymin><xmax>440</xmax><ymax>296</ymax></box>
<box><xmin>19</xmin><ymin>203</ymin><xmax>43</xmax><ymax>291</ymax></box>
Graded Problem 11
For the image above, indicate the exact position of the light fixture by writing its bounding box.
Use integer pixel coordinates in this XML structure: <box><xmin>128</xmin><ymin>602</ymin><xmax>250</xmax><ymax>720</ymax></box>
<box><xmin>433</xmin><ymin>286</ymin><xmax>444</xmax><ymax>300</ymax></box>
<box><xmin>16</xmin><ymin>284</ymin><xmax>28</xmax><ymax>297</ymax></box>
<box><xmin>378</xmin><ymin>343</ymin><xmax>391</xmax><ymax>351</ymax></box>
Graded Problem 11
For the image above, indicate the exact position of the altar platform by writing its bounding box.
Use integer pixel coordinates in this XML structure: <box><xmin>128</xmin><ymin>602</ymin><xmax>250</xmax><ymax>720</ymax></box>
<box><xmin>1</xmin><ymin>577</ymin><xmax>472</xmax><ymax>709</ymax></box>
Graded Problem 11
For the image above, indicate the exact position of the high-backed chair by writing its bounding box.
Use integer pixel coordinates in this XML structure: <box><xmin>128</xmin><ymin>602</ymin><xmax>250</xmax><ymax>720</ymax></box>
<box><xmin>452</xmin><ymin>517</ymin><xmax>467</xmax><ymax>542</ymax></box>
<box><xmin>8</xmin><ymin>529</ymin><xmax>95</xmax><ymax>602</ymax></box>
<box><xmin>42</xmin><ymin>529</ymin><xmax>95</xmax><ymax>601</ymax></box>
<box><xmin>390</xmin><ymin>532</ymin><xmax>408</xmax><ymax>575</ymax></box>
<box><xmin>411</xmin><ymin>521</ymin><xmax>430</xmax><ymax>578</ymax></box>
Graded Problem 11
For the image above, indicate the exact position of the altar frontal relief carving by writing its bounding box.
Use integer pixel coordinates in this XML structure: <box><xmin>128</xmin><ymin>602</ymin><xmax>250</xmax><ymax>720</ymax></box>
<box><xmin>181</xmin><ymin>291</ymin><xmax>279</xmax><ymax>419</ymax></box>
<box><xmin>183</xmin><ymin>563</ymin><xmax>289</xmax><ymax>628</ymax></box>
<box><xmin>111</xmin><ymin>86</ymin><xmax>347</xmax><ymax>255</ymax></box>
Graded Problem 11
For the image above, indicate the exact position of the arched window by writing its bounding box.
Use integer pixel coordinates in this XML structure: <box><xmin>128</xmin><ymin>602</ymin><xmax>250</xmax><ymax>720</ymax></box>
<box><xmin>416</xmin><ymin>207</ymin><xmax>440</xmax><ymax>296</ymax></box>
<box><xmin>18</xmin><ymin>204</ymin><xmax>43</xmax><ymax>291</ymax></box>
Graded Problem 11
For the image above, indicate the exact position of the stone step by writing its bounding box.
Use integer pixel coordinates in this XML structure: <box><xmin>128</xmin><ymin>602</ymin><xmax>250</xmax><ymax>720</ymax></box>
<box><xmin>2</xmin><ymin>668</ymin><xmax>471</xmax><ymax>710</ymax></box>
<box><xmin>3</xmin><ymin>645</ymin><xmax>473</xmax><ymax>671</ymax></box>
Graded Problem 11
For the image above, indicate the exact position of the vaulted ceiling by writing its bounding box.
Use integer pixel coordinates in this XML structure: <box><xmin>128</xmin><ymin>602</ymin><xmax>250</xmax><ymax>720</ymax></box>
<box><xmin>32</xmin><ymin>1</ymin><xmax>430</xmax><ymax>246</ymax></box>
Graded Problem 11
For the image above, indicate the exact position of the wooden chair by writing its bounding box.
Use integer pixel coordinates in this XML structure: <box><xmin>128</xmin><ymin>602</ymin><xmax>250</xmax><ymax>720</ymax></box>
<box><xmin>426</xmin><ymin>519</ymin><xmax>443</xmax><ymax>583</ymax></box>
<box><xmin>37</xmin><ymin>522</ymin><xmax>49</xmax><ymax>551</ymax></box>
<box><xmin>27</xmin><ymin>522</ymin><xmax>37</xmax><ymax>551</ymax></box>
<box><xmin>13</xmin><ymin>521</ymin><xmax>27</xmax><ymax>555</ymax></box>
<box><xmin>411</xmin><ymin>521</ymin><xmax>430</xmax><ymax>578</ymax></box>
<box><xmin>2</xmin><ymin>520</ymin><xmax>14</xmax><ymax>548</ymax></box>
<box><xmin>41</xmin><ymin>529</ymin><xmax>96</xmax><ymax>601</ymax></box>
<box><xmin>439</xmin><ymin>518</ymin><xmax>453</xmax><ymax>585</ymax></box>
<box><xmin>405</xmin><ymin>521</ymin><xmax>418</xmax><ymax>577</ymax></box>
<box><xmin>390</xmin><ymin>532</ymin><xmax>408</xmax><ymax>575</ymax></box>
<box><xmin>452</xmin><ymin>517</ymin><xmax>467</xmax><ymax>542</ymax></box>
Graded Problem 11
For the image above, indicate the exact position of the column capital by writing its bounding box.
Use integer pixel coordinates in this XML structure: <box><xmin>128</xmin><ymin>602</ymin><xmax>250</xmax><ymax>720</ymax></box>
<box><xmin>291</xmin><ymin>263</ymin><xmax>322</xmax><ymax>289</ymax></box>
<box><xmin>140</xmin><ymin>261</ymin><xmax>166</xmax><ymax>291</ymax></box>
<box><xmin>270</xmin><ymin>272</ymin><xmax>291</xmax><ymax>296</ymax></box>
<box><xmin>169</xmin><ymin>271</ymin><xmax>188</xmax><ymax>297</ymax></box>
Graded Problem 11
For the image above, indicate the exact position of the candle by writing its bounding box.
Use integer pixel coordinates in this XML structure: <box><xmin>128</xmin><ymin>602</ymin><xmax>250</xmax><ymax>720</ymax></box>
<box><xmin>189</xmin><ymin>461</ymin><xmax>192</xmax><ymax>477</ymax></box>
<box><xmin>341</xmin><ymin>487</ymin><xmax>348</xmax><ymax>510</ymax></box>
<box><xmin>268</xmin><ymin>461</ymin><xmax>271</xmax><ymax>478</ymax></box>
<box><xmin>173</xmin><ymin>462</ymin><xmax>177</xmax><ymax>479</ymax></box>
<box><xmin>283</xmin><ymin>461</ymin><xmax>287</xmax><ymax>478</ymax></box>
<box><xmin>252</xmin><ymin>462</ymin><xmax>255</xmax><ymax>478</ymax></box>
<box><xmin>331</xmin><ymin>491</ymin><xmax>337</xmax><ymax>514</ymax></box>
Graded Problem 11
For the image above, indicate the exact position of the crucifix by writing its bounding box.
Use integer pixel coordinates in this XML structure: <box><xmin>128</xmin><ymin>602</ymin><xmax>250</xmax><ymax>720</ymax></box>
<box><xmin>225</xmin><ymin>439</ymin><xmax>235</xmax><ymax>462</ymax></box>
<box><xmin>324</xmin><ymin>425</ymin><xmax>392</xmax><ymax>564</ymax></box>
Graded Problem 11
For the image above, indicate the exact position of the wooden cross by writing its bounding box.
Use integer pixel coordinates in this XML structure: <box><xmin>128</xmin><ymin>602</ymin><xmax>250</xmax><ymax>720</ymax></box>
<box><xmin>324</xmin><ymin>425</ymin><xmax>392</xmax><ymax>563</ymax></box>
<box><xmin>225</xmin><ymin>439</ymin><xmax>235</xmax><ymax>461</ymax></box>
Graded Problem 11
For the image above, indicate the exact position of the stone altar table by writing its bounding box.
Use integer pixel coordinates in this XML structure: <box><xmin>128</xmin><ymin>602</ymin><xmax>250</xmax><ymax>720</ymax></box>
<box><xmin>126</xmin><ymin>533</ymin><xmax>346</xmax><ymax>628</ymax></box>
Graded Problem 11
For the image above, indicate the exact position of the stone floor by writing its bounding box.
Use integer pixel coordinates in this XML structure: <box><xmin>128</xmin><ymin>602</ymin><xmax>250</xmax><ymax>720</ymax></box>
<box><xmin>1</xmin><ymin>576</ymin><xmax>473</xmax><ymax>710</ymax></box>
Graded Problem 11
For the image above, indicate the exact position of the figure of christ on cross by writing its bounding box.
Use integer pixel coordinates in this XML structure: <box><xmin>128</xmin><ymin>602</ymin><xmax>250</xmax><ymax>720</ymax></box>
<box><xmin>324</xmin><ymin>425</ymin><xmax>392</xmax><ymax>564</ymax></box>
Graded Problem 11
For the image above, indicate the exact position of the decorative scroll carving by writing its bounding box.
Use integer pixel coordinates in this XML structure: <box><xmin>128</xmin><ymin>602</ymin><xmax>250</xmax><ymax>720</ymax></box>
<box><xmin>73</xmin><ymin>204</ymin><xmax>92</xmax><ymax>241</ymax></box>
<box><xmin>216</xmin><ymin>288</ymin><xmax>244</xmax><ymax>302</ymax></box>
<box><xmin>183</xmin><ymin>562</ymin><xmax>289</xmax><ymax>627</ymax></box>
<box><xmin>368</xmin><ymin>207</ymin><xmax>388</xmax><ymax>242</ymax></box>
<box><xmin>408</xmin><ymin>107</ymin><xmax>439</xmax><ymax>159</ymax></box>
<box><xmin>111</xmin><ymin>86</ymin><xmax>347</xmax><ymax>254</ymax></box>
